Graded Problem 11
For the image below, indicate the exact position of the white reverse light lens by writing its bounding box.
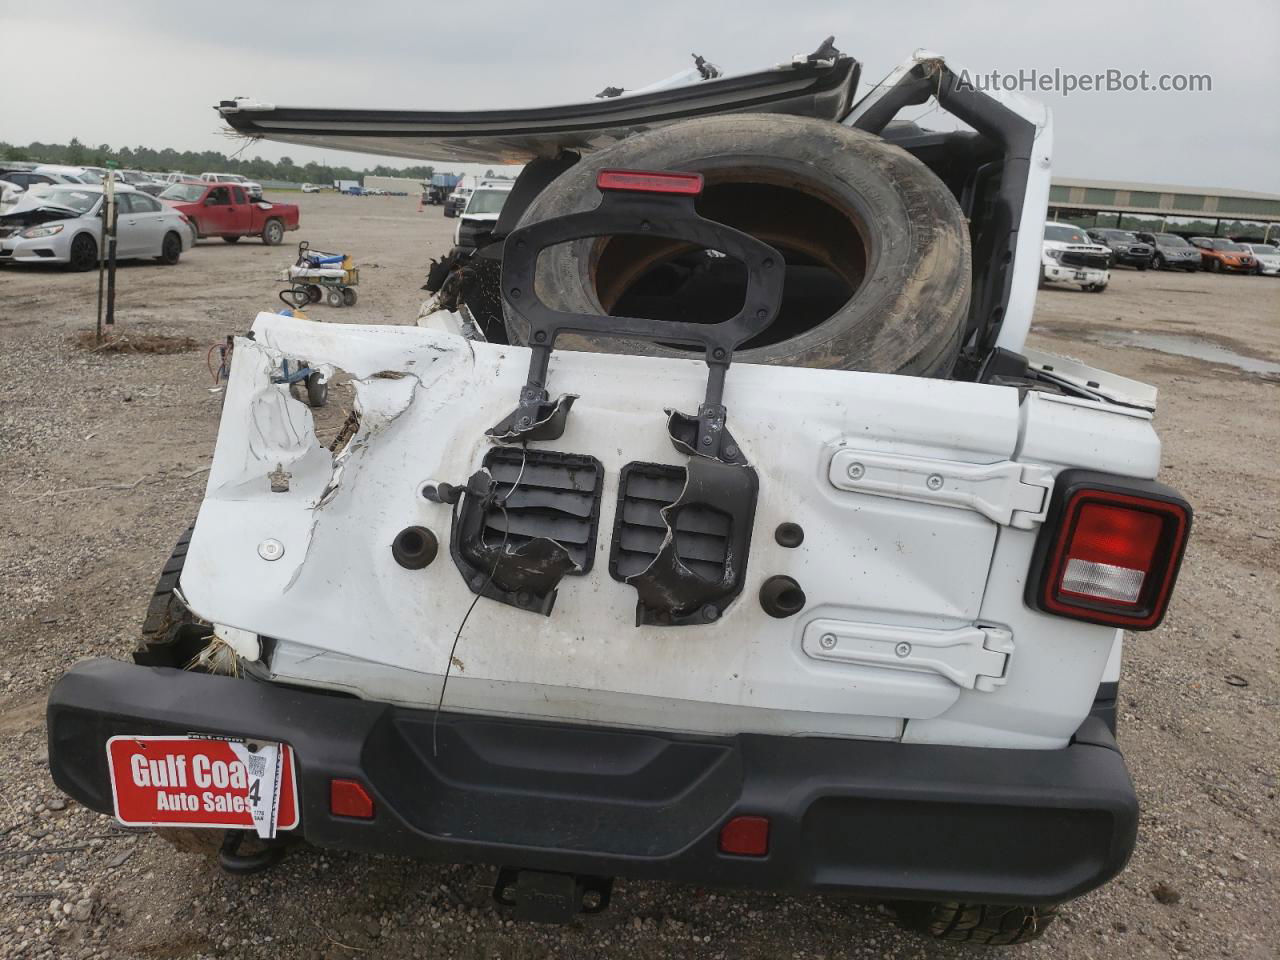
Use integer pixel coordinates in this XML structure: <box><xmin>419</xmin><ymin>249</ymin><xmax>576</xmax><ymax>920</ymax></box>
<box><xmin>1062</xmin><ymin>558</ymin><xmax>1144</xmax><ymax>604</ymax></box>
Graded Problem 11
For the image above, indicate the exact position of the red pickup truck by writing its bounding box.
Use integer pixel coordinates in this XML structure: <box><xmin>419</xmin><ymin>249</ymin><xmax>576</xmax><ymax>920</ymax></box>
<box><xmin>158</xmin><ymin>181</ymin><xmax>299</xmax><ymax>245</ymax></box>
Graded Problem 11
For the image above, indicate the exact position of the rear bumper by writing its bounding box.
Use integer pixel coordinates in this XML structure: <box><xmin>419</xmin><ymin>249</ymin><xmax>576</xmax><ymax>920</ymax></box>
<box><xmin>48</xmin><ymin>658</ymin><xmax>1137</xmax><ymax>905</ymax></box>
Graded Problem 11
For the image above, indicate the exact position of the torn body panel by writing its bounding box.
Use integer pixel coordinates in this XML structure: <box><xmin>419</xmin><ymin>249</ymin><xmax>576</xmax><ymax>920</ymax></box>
<box><xmin>182</xmin><ymin>313</ymin><xmax>1156</xmax><ymax>745</ymax></box>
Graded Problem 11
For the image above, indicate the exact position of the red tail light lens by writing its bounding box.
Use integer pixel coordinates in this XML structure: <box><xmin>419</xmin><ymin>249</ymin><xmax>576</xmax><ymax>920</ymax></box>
<box><xmin>1060</xmin><ymin>503</ymin><xmax>1163</xmax><ymax>604</ymax></box>
<box><xmin>596</xmin><ymin>169</ymin><xmax>704</xmax><ymax>196</ymax></box>
<box><xmin>329</xmin><ymin>779</ymin><xmax>375</xmax><ymax>819</ymax></box>
<box><xmin>1031</xmin><ymin>473</ymin><xmax>1191</xmax><ymax>630</ymax></box>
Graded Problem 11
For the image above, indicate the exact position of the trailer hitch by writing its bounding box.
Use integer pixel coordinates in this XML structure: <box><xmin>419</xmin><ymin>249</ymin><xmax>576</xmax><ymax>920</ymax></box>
<box><xmin>493</xmin><ymin>868</ymin><xmax>613</xmax><ymax>923</ymax></box>
<box><xmin>217</xmin><ymin>829</ymin><xmax>288</xmax><ymax>875</ymax></box>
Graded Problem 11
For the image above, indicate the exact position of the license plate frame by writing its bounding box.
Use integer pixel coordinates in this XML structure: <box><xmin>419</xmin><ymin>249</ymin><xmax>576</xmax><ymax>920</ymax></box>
<box><xmin>106</xmin><ymin>735</ymin><xmax>299</xmax><ymax>835</ymax></box>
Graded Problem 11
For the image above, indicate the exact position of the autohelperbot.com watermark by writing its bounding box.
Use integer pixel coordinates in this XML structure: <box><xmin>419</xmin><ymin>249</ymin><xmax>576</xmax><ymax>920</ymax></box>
<box><xmin>952</xmin><ymin>68</ymin><xmax>1212</xmax><ymax>98</ymax></box>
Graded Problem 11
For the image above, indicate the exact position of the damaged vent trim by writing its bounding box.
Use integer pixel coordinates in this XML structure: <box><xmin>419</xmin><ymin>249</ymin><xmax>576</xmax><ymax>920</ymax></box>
<box><xmin>608</xmin><ymin>461</ymin><xmax>757</xmax><ymax>627</ymax></box>
<box><xmin>450</xmin><ymin>448</ymin><xmax>605</xmax><ymax>615</ymax></box>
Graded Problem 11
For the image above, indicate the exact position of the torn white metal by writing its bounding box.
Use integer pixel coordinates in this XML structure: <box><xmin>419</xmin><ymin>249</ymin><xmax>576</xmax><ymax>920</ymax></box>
<box><xmin>179</xmin><ymin>312</ymin><xmax>1158</xmax><ymax>747</ymax></box>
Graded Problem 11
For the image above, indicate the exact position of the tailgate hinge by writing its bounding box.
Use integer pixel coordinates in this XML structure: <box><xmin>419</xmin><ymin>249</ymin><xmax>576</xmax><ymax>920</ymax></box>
<box><xmin>803</xmin><ymin>619</ymin><xmax>1014</xmax><ymax>692</ymax></box>
<box><xmin>828</xmin><ymin>449</ymin><xmax>1053</xmax><ymax>529</ymax></box>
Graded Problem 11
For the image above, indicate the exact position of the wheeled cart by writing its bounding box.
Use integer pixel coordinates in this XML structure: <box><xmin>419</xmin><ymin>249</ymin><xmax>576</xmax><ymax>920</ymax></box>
<box><xmin>278</xmin><ymin>241</ymin><xmax>359</xmax><ymax>309</ymax></box>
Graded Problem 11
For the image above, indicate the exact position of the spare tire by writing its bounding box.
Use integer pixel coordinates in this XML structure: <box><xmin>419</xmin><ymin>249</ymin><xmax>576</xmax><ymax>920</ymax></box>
<box><xmin>506</xmin><ymin>113</ymin><xmax>971</xmax><ymax>376</ymax></box>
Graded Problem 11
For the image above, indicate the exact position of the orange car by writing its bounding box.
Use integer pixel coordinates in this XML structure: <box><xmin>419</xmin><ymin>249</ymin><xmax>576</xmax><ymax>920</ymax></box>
<box><xmin>1189</xmin><ymin>237</ymin><xmax>1257</xmax><ymax>273</ymax></box>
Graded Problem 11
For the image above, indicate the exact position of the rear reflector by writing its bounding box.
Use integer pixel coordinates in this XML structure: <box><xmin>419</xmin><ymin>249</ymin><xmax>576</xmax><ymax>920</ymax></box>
<box><xmin>596</xmin><ymin>169</ymin><xmax>704</xmax><ymax>196</ymax></box>
<box><xmin>1031</xmin><ymin>474</ymin><xmax>1191</xmax><ymax>630</ymax></box>
<box><xmin>329</xmin><ymin>779</ymin><xmax>375</xmax><ymax>819</ymax></box>
<box><xmin>718</xmin><ymin>815</ymin><xmax>770</xmax><ymax>856</ymax></box>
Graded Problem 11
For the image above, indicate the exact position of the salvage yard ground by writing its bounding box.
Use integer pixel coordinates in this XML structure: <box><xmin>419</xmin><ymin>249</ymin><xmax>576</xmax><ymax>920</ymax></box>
<box><xmin>0</xmin><ymin>193</ymin><xmax>1276</xmax><ymax>960</ymax></box>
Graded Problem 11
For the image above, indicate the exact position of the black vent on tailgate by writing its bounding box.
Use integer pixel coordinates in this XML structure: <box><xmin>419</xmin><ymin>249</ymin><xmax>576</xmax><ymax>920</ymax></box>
<box><xmin>608</xmin><ymin>462</ymin><xmax>732</xmax><ymax>584</ymax></box>
<box><xmin>481</xmin><ymin>448</ymin><xmax>603</xmax><ymax>573</ymax></box>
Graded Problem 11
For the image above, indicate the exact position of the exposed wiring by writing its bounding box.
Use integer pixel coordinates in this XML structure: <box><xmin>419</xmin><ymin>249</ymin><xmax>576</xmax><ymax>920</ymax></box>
<box><xmin>431</xmin><ymin>446</ymin><xmax>528</xmax><ymax>756</ymax></box>
<box><xmin>207</xmin><ymin>340</ymin><xmax>234</xmax><ymax>384</ymax></box>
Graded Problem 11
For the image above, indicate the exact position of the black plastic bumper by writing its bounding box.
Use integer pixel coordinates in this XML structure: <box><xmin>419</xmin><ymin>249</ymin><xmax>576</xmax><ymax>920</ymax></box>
<box><xmin>48</xmin><ymin>658</ymin><xmax>1137</xmax><ymax>904</ymax></box>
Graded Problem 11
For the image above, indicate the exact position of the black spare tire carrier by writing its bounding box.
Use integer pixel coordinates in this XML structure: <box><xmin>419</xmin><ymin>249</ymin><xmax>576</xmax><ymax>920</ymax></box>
<box><xmin>447</xmin><ymin>170</ymin><xmax>776</xmax><ymax>626</ymax></box>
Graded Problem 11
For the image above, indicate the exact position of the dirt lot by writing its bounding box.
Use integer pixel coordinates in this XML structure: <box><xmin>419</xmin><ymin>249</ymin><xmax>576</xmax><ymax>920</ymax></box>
<box><xmin>1</xmin><ymin>193</ymin><xmax>1276</xmax><ymax>959</ymax></box>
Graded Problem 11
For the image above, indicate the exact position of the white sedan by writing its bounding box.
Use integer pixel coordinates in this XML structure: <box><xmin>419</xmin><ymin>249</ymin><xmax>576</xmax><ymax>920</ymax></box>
<box><xmin>1241</xmin><ymin>243</ymin><xmax>1280</xmax><ymax>276</ymax></box>
<box><xmin>0</xmin><ymin>185</ymin><xmax>192</xmax><ymax>270</ymax></box>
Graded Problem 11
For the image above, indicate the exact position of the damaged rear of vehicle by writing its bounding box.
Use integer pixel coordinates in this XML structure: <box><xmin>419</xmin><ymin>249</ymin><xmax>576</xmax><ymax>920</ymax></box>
<box><xmin>48</xmin><ymin>45</ymin><xmax>1191</xmax><ymax>944</ymax></box>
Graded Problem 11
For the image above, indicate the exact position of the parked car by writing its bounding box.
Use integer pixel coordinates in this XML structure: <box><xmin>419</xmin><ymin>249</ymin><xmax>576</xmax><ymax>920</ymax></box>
<box><xmin>200</xmin><ymin>172</ymin><xmax>263</xmax><ymax>199</ymax></box>
<box><xmin>1085</xmin><ymin>228</ymin><xmax>1154</xmax><ymax>270</ymax></box>
<box><xmin>454</xmin><ymin>180</ymin><xmax>514</xmax><ymax>249</ymax></box>
<box><xmin>51</xmin><ymin>48</ymin><xmax>1197</xmax><ymax>947</ymax></box>
<box><xmin>0</xmin><ymin>184</ymin><xmax>190</xmax><ymax>270</ymax></box>
<box><xmin>443</xmin><ymin>183</ymin><xmax>474</xmax><ymax>218</ymax></box>
<box><xmin>108</xmin><ymin>170</ymin><xmax>167</xmax><ymax>196</ymax></box>
<box><xmin>1</xmin><ymin>168</ymin><xmax>61</xmax><ymax>210</ymax></box>
<box><xmin>28</xmin><ymin>164</ymin><xmax>102</xmax><ymax>184</ymax></box>
<box><xmin>160</xmin><ymin>181</ymin><xmax>298</xmax><ymax>244</ymax></box>
<box><xmin>301</xmin><ymin>183</ymin><xmax>321</xmax><ymax>193</ymax></box>
<box><xmin>1042</xmin><ymin>222</ymin><xmax>1112</xmax><ymax>291</ymax></box>
<box><xmin>160</xmin><ymin>172</ymin><xmax>191</xmax><ymax>184</ymax></box>
<box><xmin>1240</xmin><ymin>243</ymin><xmax>1280</xmax><ymax>276</ymax></box>
<box><xmin>1188</xmin><ymin>237</ymin><xmax>1257</xmax><ymax>273</ymax></box>
<box><xmin>1133</xmin><ymin>232</ymin><xmax>1201</xmax><ymax>272</ymax></box>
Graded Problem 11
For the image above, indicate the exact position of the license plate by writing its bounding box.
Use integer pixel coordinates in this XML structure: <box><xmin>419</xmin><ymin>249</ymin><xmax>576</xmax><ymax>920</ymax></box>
<box><xmin>1074</xmin><ymin>271</ymin><xmax>1087</xmax><ymax>280</ymax></box>
<box><xmin>107</xmin><ymin>736</ymin><xmax>299</xmax><ymax>837</ymax></box>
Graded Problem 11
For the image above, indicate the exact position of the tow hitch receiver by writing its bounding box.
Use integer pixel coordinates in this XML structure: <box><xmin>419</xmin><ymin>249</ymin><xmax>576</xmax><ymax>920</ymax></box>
<box><xmin>493</xmin><ymin>868</ymin><xmax>613</xmax><ymax>923</ymax></box>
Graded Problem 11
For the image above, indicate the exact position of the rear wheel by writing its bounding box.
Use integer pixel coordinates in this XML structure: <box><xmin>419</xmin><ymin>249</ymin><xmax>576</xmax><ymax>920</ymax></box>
<box><xmin>326</xmin><ymin>287</ymin><xmax>344</xmax><ymax>308</ymax></box>
<box><xmin>159</xmin><ymin>231</ymin><xmax>182</xmax><ymax>265</ymax></box>
<box><xmin>342</xmin><ymin>287</ymin><xmax>357</xmax><ymax>306</ymax></box>
<box><xmin>262</xmin><ymin>219</ymin><xmax>284</xmax><ymax>245</ymax></box>
<box><xmin>134</xmin><ymin>526</ymin><xmax>211</xmax><ymax>669</ymax></box>
<box><xmin>306</xmin><ymin>283</ymin><xmax>323</xmax><ymax>303</ymax></box>
<box><xmin>132</xmin><ymin>527</ymin><xmax>284</xmax><ymax>861</ymax></box>
<box><xmin>68</xmin><ymin>233</ymin><xmax>98</xmax><ymax>272</ymax></box>
<box><xmin>889</xmin><ymin>901</ymin><xmax>1060</xmax><ymax>946</ymax></box>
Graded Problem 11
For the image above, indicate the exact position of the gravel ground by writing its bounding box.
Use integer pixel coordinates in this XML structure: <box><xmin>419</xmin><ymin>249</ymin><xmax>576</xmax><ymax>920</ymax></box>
<box><xmin>0</xmin><ymin>194</ymin><xmax>1276</xmax><ymax>959</ymax></box>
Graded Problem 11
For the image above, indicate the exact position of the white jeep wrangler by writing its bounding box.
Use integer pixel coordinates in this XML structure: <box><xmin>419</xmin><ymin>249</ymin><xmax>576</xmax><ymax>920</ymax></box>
<box><xmin>48</xmin><ymin>46</ymin><xmax>1191</xmax><ymax>946</ymax></box>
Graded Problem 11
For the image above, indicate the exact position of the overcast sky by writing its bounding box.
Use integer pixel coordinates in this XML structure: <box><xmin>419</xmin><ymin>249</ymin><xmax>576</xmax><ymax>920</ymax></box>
<box><xmin>5</xmin><ymin>1</ymin><xmax>1277</xmax><ymax>192</ymax></box>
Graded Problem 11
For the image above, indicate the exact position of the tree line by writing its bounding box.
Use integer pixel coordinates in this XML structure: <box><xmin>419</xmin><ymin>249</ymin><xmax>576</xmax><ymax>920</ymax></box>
<box><xmin>0</xmin><ymin>138</ymin><xmax>487</xmax><ymax>184</ymax></box>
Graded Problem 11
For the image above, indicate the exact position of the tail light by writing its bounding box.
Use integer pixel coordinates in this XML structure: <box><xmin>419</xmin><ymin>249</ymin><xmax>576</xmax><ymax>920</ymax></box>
<box><xmin>1027</xmin><ymin>470</ymin><xmax>1191</xmax><ymax>630</ymax></box>
<box><xmin>596</xmin><ymin>169</ymin><xmax>704</xmax><ymax>196</ymax></box>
